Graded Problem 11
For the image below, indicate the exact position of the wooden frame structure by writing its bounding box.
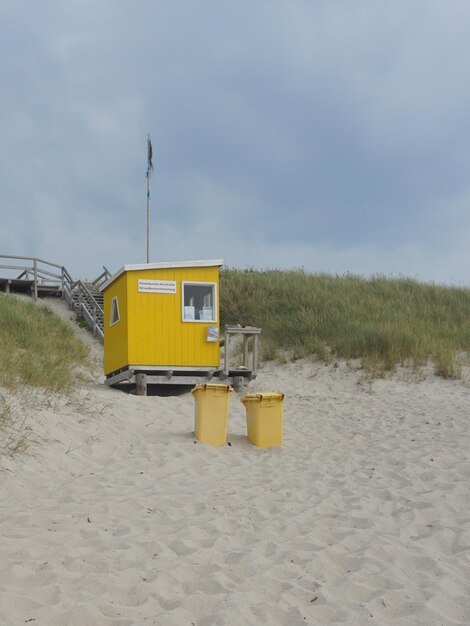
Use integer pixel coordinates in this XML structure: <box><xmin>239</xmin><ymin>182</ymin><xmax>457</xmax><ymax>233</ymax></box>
<box><xmin>100</xmin><ymin>260</ymin><xmax>261</xmax><ymax>393</ymax></box>
<box><xmin>0</xmin><ymin>254</ymin><xmax>262</xmax><ymax>393</ymax></box>
<box><xmin>0</xmin><ymin>254</ymin><xmax>109</xmax><ymax>340</ymax></box>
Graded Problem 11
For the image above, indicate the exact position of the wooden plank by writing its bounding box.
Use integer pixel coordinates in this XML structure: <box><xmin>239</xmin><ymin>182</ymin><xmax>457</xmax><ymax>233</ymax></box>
<box><xmin>253</xmin><ymin>334</ymin><xmax>259</xmax><ymax>377</ymax></box>
<box><xmin>104</xmin><ymin>369</ymin><xmax>134</xmax><ymax>385</ymax></box>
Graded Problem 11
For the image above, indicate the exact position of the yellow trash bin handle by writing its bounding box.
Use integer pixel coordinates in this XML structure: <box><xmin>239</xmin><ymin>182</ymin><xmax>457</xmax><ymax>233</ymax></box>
<box><xmin>241</xmin><ymin>392</ymin><xmax>285</xmax><ymax>404</ymax></box>
<box><xmin>192</xmin><ymin>383</ymin><xmax>234</xmax><ymax>395</ymax></box>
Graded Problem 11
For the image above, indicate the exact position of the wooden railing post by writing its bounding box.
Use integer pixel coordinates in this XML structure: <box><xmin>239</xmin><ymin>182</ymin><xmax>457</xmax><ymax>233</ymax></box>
<box><xmin>33</xmin><ymin>259</ymin><xmax>38</xmax><ymax>300</ymax></box>
<box><xmin>253</xmin><ymin>334</ymin><xmax>259</xmax><ymax>377</ymax></box>
<box><xmin>243</xmin><ymin>335</ymin><xmax>249</xmax><ymax>367</ymax></box>
<box><xmin>224</xmin><ymin>328</ymin><xmax>230</xmax><ymax>377</ymax></box>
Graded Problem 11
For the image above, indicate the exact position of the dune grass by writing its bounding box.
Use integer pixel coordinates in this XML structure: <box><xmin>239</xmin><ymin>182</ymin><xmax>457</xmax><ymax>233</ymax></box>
<box><xmin>0</xmin><ymin>294</ymin><xmax>89</xmax><ymax>393</ymax></box>
<box><xmin>220</xmin><ymin>269</ymin><xmax>470</xmax><ymax>377</ymax></box>
<box><xmin>0</xmin><ymin>392</ymin><xmax>33</xmax><ymax>456</ymax></box>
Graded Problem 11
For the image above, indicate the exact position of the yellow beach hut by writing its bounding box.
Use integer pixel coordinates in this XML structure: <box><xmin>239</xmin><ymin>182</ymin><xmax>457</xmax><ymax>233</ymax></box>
<box><xmin>100</xmin><ymin>259</ymin><xmax>260</xmax><ymax>393</ymax></box>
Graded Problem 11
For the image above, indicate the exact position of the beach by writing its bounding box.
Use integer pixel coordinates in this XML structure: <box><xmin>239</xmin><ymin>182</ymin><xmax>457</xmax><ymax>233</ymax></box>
<box><xmin>0</xmin><ymin>302</ymin><xmax>469</xmax><ymax>625</ymax></box>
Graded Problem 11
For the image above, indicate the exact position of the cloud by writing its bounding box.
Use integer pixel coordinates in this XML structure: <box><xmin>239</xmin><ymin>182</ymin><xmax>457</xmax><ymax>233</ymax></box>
<box><xmin>1</xmin><ymin>1</ymin><xmax>470</xmax><ymax>285</ymax></box>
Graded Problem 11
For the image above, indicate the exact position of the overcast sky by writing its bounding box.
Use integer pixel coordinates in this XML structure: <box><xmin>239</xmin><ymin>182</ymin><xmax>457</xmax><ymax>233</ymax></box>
<box><xmin>1</xmin><ymin>1</ymin><xmax>470</xmax><ymax>284</ymax></box>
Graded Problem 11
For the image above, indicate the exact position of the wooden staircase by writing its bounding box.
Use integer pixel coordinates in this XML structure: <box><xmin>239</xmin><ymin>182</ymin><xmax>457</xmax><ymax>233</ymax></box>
<box><xmin>63</xmin><ymin>271</ymin><xmax>110</xmax><ymax>341</ymax></box>
<box><xmin>0</xmin><ymin>255</ymin><xmax>110</xmax><ymax>342</ymax></box>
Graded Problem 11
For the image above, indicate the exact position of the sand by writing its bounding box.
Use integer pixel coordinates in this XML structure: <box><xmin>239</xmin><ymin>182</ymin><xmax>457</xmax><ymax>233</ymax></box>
<box><xmin>0</xmin><ymin>299</ymin><xmax>469</xmax><ymax>625</ymax></box>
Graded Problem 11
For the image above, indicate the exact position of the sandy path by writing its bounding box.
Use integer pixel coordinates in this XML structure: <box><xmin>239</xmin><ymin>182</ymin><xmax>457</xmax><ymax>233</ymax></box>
<box><xmin>0</xmin><ymin>301</ymin><xmax>469</xmax><ymax>625</ymax></box>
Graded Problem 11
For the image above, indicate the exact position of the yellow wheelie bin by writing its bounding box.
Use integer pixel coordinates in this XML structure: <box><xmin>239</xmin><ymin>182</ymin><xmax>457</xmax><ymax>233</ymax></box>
<box><xmin>241</xmin><ymin>392</ymin><xmax>285</xmax><ymax>447</ymax></box>
<box><xmin>192</xmin><ymin>384</ymin><xmax>233</xmax><ymax>446</ymax></box>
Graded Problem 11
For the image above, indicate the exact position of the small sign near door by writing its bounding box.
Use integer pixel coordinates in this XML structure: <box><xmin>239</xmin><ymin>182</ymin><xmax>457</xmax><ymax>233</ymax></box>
<box><xmin>138</xmin><ymin>279</ymin><xmax>177</xmax><ymax>294</ymax></box>
<box><xmin>207</xmin><ymin>326</ymin><xmax>219</xmax><ymax>342</ymax></box>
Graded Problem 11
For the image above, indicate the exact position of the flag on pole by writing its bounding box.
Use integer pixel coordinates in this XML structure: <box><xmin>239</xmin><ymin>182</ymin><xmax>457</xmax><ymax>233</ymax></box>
<box><xmin>147</xmin><ymin>135</ymin><xmax>153</xmax><ymax>174</ymax></box>
<box><xmin>146</xmin><ymin>134</ymin><xmax>152</xmax><ymax>263</ymax></box>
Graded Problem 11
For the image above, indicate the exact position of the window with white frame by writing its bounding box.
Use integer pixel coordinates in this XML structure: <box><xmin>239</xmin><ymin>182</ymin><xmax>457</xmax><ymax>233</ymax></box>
<box><xmin>110</xmin><ymin>296</ymin><xmax>120</xmax><ymax>326</ymax></box>
<box><xmin>182</xmin><ymin>282</ymin><xmax>216</xmax><ymax>322</ymax></box>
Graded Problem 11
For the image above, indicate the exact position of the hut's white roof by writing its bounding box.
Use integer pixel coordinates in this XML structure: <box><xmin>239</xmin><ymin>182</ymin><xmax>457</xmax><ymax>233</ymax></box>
<box><xmin>100</xmin><ymin>259</ymin><xmax>224</xmax><ymax>291</ymax></box>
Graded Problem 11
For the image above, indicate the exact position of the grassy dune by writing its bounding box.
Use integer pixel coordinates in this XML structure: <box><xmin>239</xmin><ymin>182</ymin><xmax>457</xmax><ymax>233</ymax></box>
<box><xmin>220</xmin><ymin>269</ymin><xmax>470</xmax><ymax>377</ymax></box>
<box><xmin>0</xmin><ymin>294</ymin><xmax>88</xmax><ymax>393</ymax></box>
<box><xmin>1</xmin><ymin>270</ymin><xmax>470</xmax><ymax>393</ymax></box>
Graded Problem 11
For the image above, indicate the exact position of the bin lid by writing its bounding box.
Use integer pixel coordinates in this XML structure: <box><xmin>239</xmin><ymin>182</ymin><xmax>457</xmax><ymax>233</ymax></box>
<box><xmin>191</xmin><ymin>383</ymin><xmax>233</xmax><ymax>394</ymax></box>
<box><xmin>241</xmin><ymin>392</ymin><xmax>285</xmax><ymax>402</ymax></box>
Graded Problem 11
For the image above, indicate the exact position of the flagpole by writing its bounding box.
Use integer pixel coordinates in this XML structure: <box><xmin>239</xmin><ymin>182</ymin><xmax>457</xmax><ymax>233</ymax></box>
<box><xmin>146</xmin><ymin>133</ymin><xmax>153</xmax><ymax>263</ymax></box>
<box><xmin>146</xmin><ymin>160</ymin><xmax>150</xmax><ymax>263</ymax></box>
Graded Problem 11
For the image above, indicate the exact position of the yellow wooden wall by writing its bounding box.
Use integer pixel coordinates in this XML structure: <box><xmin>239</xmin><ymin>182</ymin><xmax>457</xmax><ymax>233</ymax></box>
<box><xmin>103</xmin><ymin>272</ymin><xmax>129</xmax><ymax>375</ymax></box>
<box><xmin>103</xmin><ymin>265</ymin><xmax>220</xmax><ymax>374</ymax></box>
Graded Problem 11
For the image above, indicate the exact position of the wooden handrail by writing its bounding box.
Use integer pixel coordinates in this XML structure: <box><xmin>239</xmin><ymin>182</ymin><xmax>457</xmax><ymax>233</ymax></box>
<box><xmin>0</xmin><ymin>254</ymin><xmax>63</xmax><ymax>269</ymax></box>
<box><xmin>0</xmin><ymin>254</ymin><xmax>106</xmax><ymax>341</ymax></box>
